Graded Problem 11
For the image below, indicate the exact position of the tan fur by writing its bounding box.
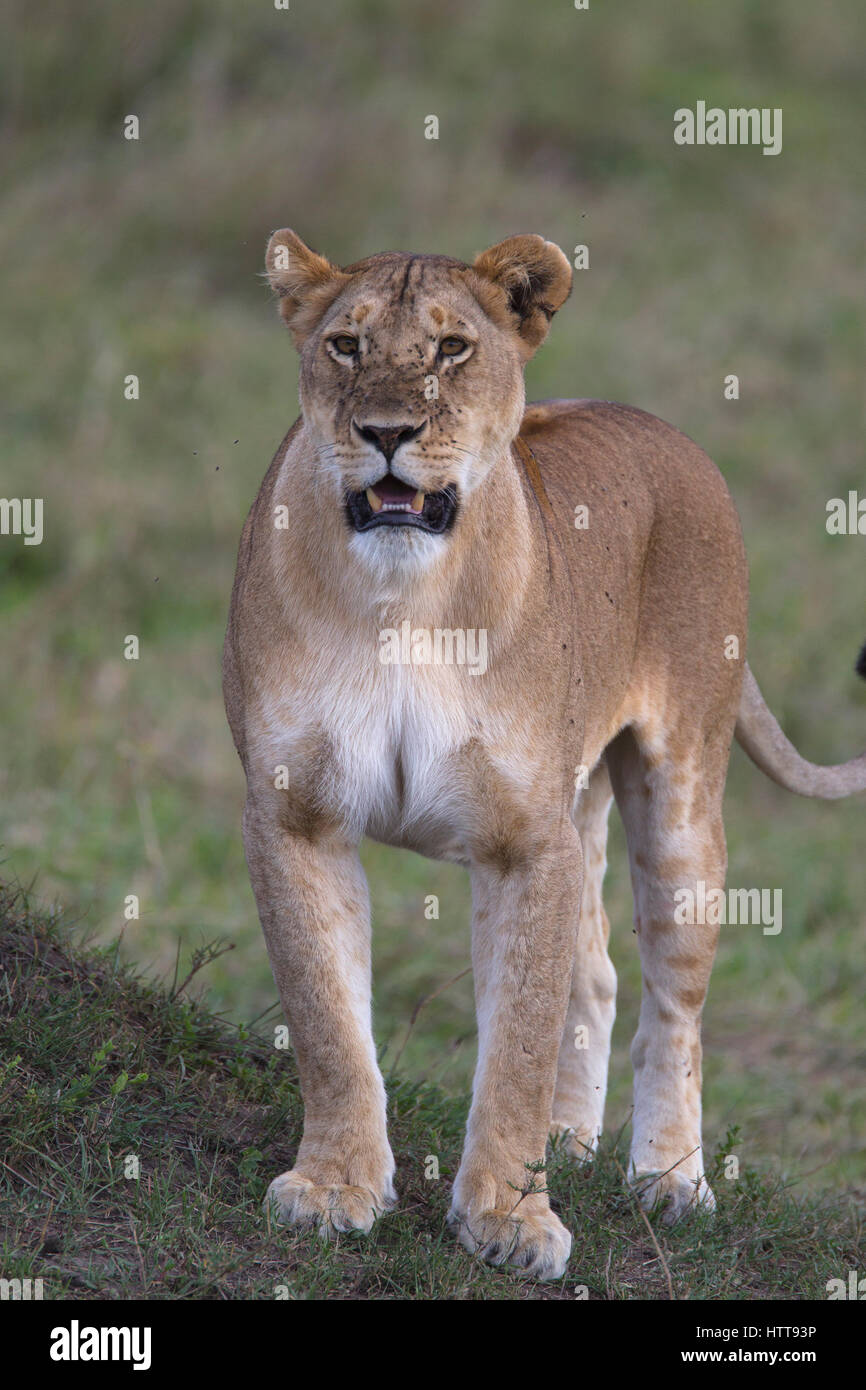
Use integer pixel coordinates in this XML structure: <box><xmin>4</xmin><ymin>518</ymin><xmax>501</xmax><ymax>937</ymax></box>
<box><xmin>223</xmin><ymin>230</ymin><xmax>865</xmax><ymax>1279</ymax></box>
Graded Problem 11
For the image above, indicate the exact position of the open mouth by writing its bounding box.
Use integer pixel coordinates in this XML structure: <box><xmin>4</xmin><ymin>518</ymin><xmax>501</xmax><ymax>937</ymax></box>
<box><xmin>345</xmin><ymin>474</ymin><xmax>459</xmax><ymax>535</ymax></box>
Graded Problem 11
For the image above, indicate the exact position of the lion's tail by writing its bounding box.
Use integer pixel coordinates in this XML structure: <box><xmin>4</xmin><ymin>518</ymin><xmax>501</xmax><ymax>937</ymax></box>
<box><xmin>735</xmin><ymin>656</ymin><xmax>866</xmax><ymax>799</ymax></box>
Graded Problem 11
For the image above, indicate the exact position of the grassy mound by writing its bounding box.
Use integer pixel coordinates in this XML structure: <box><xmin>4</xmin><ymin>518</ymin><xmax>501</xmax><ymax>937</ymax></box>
<box><xmin>0</xmin><ymin>882</ymin><xmax>862</xmax><ymax>1301</ymax></box>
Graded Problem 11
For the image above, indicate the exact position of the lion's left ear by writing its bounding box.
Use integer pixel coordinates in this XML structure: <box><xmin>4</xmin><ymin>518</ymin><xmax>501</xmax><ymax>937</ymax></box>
<box><xmin>469</xmin><ymin>234</ymin><xmax>572</xmax><ymax>355</ymax></box>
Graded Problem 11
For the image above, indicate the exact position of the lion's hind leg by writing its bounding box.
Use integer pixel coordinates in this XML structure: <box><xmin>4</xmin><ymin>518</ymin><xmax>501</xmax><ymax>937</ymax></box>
<box><xmin>606</xmin><ymin>722</ymin><xmax>730</xmax><ymax>1223</ymax></box>
<box><xmin>551</xmin><ymin>757</ymin><xmax>617</xmax><ymax>1164</ymax></box>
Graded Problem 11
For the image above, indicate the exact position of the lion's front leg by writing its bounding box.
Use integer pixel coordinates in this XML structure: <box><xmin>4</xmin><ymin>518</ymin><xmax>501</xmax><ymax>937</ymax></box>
<box><xmin>243</xmin><ymin>798</ymin><xmax>395</xmax><ymax>1236</ymax></box>
<box><xmin>451</xmin><ymin>828</ymin><xmax>583</xmax><ymax>1280</ymax></box>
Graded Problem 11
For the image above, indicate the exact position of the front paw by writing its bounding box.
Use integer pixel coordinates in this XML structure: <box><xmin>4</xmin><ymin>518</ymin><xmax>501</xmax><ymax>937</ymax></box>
<box><xmin>448</xmin><ymin>1162</ymin><xmax>572</xmax><ymax>1280</ymax></box>
<box><xmin>448</xmin><ymin>1201</ymin><xmax>572</xmax><ymax>1280</ymax></box>
<box><xmin>264</xmin><ymin>1169</ymin><xmax>396</xmax><ymax>1238</ymax></box>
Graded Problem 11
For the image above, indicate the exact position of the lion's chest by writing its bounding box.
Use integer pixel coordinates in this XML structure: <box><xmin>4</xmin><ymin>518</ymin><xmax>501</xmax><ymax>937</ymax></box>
<box><xmin>252</xmin><ymin>653</ymin><xmax>485</xmax><ymax>858</ymax></box>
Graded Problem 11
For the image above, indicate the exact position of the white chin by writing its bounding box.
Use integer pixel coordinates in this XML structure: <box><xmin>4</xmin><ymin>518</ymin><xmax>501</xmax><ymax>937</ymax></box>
<box><xmin>348</xmin><ymin>525</ymin><xmax>448</xmax><ymax>581</ymax></box>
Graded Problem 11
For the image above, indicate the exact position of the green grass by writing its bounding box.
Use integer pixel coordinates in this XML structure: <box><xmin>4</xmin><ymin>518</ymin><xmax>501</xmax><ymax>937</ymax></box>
<box><xmin>1</xmin><ymin>0</ymin><xmax>864</xmax><ymax>1209</ymax></box>
<box><xmin>1</xmin><ymin>882</ymin><xmax>862</xmax><ymax>1300</ymax></box>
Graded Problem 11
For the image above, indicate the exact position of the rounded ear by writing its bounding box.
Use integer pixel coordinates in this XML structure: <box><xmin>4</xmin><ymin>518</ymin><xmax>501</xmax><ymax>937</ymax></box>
<box><xmin>469</xmin><ymin>234</ymin><xmax>572</xmax><ymax>355</ymax></box>
<box><xmin>265</xmin><ymin>229</ymin><xmax>350</xmax><ymax>347</ymax></box>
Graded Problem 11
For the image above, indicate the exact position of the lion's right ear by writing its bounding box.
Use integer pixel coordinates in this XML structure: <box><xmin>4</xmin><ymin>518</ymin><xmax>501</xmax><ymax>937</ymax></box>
<box><xmin>265</xmin><ymin>229</ymin><xmax>349</xmax><ymax>347</ymax></box>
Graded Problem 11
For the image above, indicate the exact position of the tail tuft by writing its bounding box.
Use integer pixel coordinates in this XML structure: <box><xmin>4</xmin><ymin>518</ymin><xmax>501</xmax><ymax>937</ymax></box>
<box><xmin>856</xmin><ymin>643</ymin><xmax>866</xmax><ymax>681</ymax></box>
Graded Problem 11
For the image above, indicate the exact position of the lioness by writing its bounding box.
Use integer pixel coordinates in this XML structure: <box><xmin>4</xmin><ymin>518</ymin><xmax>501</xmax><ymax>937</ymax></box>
<box><xmin>223</xmin><ymin>230</ymin><xmax>866</xmax><ymax>1279</ymax></box>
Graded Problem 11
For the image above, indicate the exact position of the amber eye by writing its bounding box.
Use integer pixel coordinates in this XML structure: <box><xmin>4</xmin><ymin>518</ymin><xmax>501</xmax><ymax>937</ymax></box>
<box><xmin>439</xmin><ymin>335</ymin><xmax>468</xmax><ymax>357</ymax></box>
<box><xmin>331</xmin><ymin>334</ymin><xmax>358</xmax><ymax>356</ymax></box>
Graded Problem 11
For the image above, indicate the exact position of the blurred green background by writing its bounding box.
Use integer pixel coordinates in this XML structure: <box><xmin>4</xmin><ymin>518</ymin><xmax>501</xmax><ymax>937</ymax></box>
<box><xmin>2</xmin><ymin>0</ymin><xmax>864</xmax><ymax>1190</ymax></box>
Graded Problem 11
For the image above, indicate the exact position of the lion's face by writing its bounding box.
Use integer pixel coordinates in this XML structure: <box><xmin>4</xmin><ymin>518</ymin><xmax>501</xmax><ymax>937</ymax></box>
<box><xmin>265</xmin><ymin>231</ymin><xmax>572</xmax><ymax>572</ymax></box>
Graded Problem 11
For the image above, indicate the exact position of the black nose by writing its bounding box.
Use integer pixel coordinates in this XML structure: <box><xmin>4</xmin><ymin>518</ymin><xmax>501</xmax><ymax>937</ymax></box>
<box><xmin>354</xmin><ymin>420</ymin><xmax>424</xmax><ymax>463</ymax></box>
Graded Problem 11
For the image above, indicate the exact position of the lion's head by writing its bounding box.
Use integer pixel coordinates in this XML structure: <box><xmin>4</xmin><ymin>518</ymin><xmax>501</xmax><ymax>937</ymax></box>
<box><xmin>265</xmin><ymin>229</ymin><xmax>571</xmax><ymax>572</ymax></box>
